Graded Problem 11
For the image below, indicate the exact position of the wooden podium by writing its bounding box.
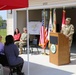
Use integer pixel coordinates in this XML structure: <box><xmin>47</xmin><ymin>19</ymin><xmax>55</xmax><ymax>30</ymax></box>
<box><xmin>49</xmin><ymin>32</ymin><xmax>70</xmax><ymax>65</ymax></box>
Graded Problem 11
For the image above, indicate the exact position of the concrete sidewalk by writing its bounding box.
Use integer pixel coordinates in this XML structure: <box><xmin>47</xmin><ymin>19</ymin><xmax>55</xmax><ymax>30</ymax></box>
<box><xmin>3</xmin><ymin>48</ymin><xmax>76</xmax><ymax>75</ymax></box>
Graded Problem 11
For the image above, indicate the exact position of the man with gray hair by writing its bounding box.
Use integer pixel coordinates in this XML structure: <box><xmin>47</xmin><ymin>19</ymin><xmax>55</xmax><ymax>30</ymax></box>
<box><xmin>61</xmin><ymin>17</ymin><xmax>74</xmax><ymax>48</ymax></box>
<box><xmin>19</xmin><ymin>27</ymin><xmax>27</xmax><ymax>54</ymax></box>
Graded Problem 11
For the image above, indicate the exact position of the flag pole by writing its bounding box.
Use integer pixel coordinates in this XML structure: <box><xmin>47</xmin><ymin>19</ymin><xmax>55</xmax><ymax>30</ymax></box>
<box><xmin>63</xmin><ymin>6</ymin><xmax>65</xmax><ymax>10</ymax></box>
<box><xmin>48</xmin><ymin>9</ymin><xmax>52</xmax><ymax>48</ymax></box>
<box><xmin>39</xmin><ymin>9</ymin><xmax>48</xmax><ymax>55</ymax></box>
<box><xmin>44</xmin><ymin>9</ymin><xmax>46</xmax><ymax>55</ymax></box>
<box><xmin>41</xmin><ymin>9</ymin><xmax>46</xmax><ymax>55</ymax></box>
<box><xmin>43</xmin><ymin>9</ymin><xmax>49</xmax><ymax>55</ymax></box>
<box><xmin>53</xmin><ymin>8</ymin><xmax>56</xmax><ymax>33</ymax></box>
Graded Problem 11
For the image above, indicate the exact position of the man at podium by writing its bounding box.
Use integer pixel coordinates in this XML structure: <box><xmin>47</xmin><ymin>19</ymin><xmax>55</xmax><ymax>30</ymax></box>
<box><xmin>61</xmin><ymin>17</ymin><xmax>74</xmax><ymax>48</ymax></box>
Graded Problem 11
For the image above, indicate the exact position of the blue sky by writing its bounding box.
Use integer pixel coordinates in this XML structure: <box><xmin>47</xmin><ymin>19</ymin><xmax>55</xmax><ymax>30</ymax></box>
<box><xmin>0</xmin><ymin>10</ymin><xmax>7</xmax><ymax>20</ymax></box>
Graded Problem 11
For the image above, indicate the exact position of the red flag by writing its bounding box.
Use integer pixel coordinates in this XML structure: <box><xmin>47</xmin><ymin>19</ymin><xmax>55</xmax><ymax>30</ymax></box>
<box><xmin>62</xmin><ymin>9</ymin><xmax>66</xmax><ymax>27</ymax></box>
<box><xmin>39</xmin><ymin>17</ymin><xmax>48</xmax><ymax>49</ymax></box>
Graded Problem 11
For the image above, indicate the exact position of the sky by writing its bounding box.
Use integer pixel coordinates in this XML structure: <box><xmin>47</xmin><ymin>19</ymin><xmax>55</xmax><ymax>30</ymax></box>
<box><xmin>0</xmin><ymin>10</ymin><xmax>7</xmax><ymax>20</ymax></box>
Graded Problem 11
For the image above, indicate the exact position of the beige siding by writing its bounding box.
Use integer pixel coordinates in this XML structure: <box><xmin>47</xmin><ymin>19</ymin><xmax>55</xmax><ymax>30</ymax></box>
<box><xmin>17</xmin><ymin>11</ymin><xmax>27</xmax><ymax>33</ymax></box>
<box><xmin>17</xmin><ymin>10</ymin><xmax>42</xmax><ymax>33</ymax></box>
<box><xmin>29</xmin><ymin>10</ymin><xmax>42</xmax><ymax>21</ymax></box>
<box><xmin>7</xmin><ymin>13</ymin><xmax>14</xmax><ymax>35</ymax></box>
<box><xmin>29</xmin><ymin>0</ymin><xmax>76</xmax><ymax>7</ymax></box>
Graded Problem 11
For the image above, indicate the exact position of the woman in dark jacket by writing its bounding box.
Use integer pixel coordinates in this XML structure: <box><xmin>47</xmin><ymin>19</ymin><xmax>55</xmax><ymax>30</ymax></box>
<box><xmin>4</xmin><ymin>35</ymin><xmax>24</xmax><ymax>75</ymax></box>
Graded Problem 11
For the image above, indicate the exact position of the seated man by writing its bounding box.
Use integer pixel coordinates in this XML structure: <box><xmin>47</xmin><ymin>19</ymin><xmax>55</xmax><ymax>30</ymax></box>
<box><xmin>19</xmin><ymin>27</ymin><xmax>27</xmax><ymax>54</ymax></box>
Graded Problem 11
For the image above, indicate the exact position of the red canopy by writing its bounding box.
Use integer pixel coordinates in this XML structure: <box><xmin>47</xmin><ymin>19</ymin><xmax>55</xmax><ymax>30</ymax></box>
<box><xmin>0</xmin><ymin>0</ymin><xmax>28</xmax><ymax>10</ymax></box>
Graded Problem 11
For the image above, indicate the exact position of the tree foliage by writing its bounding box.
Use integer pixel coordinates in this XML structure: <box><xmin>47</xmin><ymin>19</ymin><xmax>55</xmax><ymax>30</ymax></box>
<box><xmin>0</xmin><ymin>16</ymin><xmax>3</xmax><ymax>27</ymax></box>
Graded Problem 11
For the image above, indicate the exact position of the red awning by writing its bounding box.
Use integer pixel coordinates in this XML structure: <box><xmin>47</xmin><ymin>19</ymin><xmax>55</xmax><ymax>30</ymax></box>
<box><xmin>0</xmin><ymin>0</ymin><xmax>28</xmax><ymax>10</ymax></box>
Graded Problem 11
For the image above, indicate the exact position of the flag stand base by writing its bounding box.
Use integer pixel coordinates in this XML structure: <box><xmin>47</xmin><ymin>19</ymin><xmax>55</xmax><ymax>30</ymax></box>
<box><xmin>42</xmin><ymin>53</ymin><xmax>49</xmax><ymax>55</ymax></box>
<box><xmin>41</xmin><ymin>49</ymin><xmax>49</xmax><ymax>55</ymax></box>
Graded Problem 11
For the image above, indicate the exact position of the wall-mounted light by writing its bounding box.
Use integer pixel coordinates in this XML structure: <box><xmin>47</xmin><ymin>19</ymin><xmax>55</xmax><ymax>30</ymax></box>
<box><xmin>43</xmin><ymin>2</ymin><xmax>48</xmax><ymax>5</ymax></box>
<box><xmin>8</xmin><ymin>10</ymin><xmax>12</xmax><ymax>14</ymax></box>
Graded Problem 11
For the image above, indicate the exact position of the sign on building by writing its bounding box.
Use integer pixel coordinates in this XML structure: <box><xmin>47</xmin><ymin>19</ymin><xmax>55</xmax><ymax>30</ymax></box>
<box><xmin>29</xmin><ymin>21</ymin><xmax>42</xmax><ymax>35</ymax></box>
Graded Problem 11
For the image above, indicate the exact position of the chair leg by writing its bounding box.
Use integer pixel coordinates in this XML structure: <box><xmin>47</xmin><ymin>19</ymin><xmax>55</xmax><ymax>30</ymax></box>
<box><xmin>20</xmin><ymin>48</ymin><xmax>23</xmax><ymax>54</ymax></box>
<box><xmin>36</xmin><ymin>46</ymin><xmax>39</xmax><ymax>53</ymax></box>
<box><xmin>9</xmin><ymin>68</ymin><xmax>13</xmax><ymax>75</ymax></box>
<box><xmin>23</xmin><ymin>47</ymin><xmax>25</xmax><ymax>53</ymax></box>
<box><xmin>10</xmin><ymin>72</ymin><xmax>13</xmax><ymax>75</ymax></box>
<box><xmin>30</xmin><ymin>47</ymin><xmax>33</xmax><ymax>53</ymax></box>
<box><xmin>16</xmin><ymin>65</ymin><xmax>23</xmax><ymax>75</ymax></box>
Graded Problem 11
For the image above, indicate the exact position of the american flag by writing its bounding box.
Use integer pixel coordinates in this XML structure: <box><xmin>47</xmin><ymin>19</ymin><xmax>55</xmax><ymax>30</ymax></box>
<box><xmin>39</xmin><ymin>17</ymin><xmax>48</xmax><ymax>49</ymax></box>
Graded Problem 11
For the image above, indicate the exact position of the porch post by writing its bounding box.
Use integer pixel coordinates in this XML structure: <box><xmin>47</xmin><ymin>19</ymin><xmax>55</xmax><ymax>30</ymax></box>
<box><xmin>27</xmin><ymin>9</ymin><xmax>30</xmax><ymax>75</ymax></box>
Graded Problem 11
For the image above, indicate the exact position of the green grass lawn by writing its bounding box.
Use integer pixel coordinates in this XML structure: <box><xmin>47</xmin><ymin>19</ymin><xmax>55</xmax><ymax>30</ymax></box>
<box><xmin>0</xmin><ymin>29</ymin><xmax>7</xmax><ymax>43</ymax></box>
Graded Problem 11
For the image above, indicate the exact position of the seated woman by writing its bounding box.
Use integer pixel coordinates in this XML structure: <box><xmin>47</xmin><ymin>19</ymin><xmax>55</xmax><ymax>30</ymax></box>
<box><xmin>13</xmin><ymin>28</ymin><xmax>21</xmax><ymax>47</ymax></box>
<box><xmin>0</xmin><ymin>35</ymin><xmax>8</xmax><ymax>66</ymax></box>
<box><xmin>13</xmin><ymin>28</ymin><xmax>21</xmax><ymax>42</ymax></box>
<box><xmin>4</xmin><ymin>35</ymin><xmax>24</xmax><ymax>75</ymax></box>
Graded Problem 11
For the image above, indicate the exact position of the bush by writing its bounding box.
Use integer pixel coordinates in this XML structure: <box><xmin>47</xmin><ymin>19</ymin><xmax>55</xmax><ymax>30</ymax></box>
<box><xmin>0</xmin><ymin>29</ymin><xmax>7</xmax><ymax>43</ymax></box>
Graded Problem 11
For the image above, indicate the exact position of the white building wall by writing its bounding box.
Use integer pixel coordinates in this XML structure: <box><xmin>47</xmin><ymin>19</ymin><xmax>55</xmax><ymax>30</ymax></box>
<box><xmin>7</xmin><ymin>10</ymin><xmax>17</xmax><ymax>35</ymax></box>
<box><xmin>7</xmin><ymin>0</ymin><xmax>76</xmax><ymax>35</ymax></box>
<box><xmin>29</xmin><ymin>0</ymin><xmax>76</xmax><ymax>7</ymax></box>
<box><xmin>17</xmin><ymin>11</ymin><xmax>27</xmax><ymax>33</ymax></box>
